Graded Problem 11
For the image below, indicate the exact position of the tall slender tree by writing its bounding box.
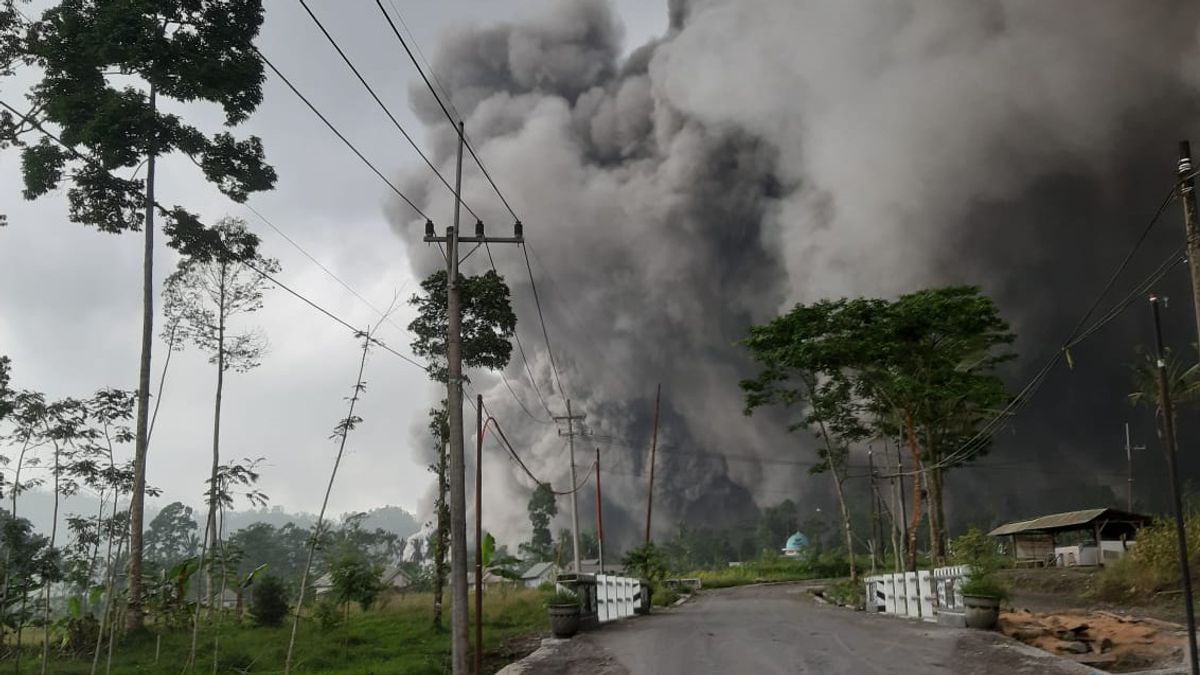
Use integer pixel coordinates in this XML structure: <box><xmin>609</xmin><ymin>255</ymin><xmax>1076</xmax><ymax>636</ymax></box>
<box><xmin>407</xmin><ymin>269</ymin><xmax>516</xmax><ymax>628</ymax></box>
<box><xmin>13</xmin><ymin>1</ymin><xmax>276</xmax><ymax>628</ymax></box>
<box><xmin>161</xmin><ymin>215</ymin><xmax>277</xmax><ymax>610</ymax></box>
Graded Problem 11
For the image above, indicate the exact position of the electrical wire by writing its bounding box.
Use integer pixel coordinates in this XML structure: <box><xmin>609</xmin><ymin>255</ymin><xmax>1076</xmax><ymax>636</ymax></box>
<box><xmin>252</xmin><ymin>47</ymin><xmax>428</xmax><ymax>219</ymax></box>
<box><xmin>374</xmin><ymin>0</ymin><xmax>574</xmax><ymax>404</ymax></box>
<box><xmin>295</xmin><ymin>0</ymin><xmax>478</xmax><ymax>221</ymax></box>
<box><xmin>892</xmin><ymin>198</ymin><xmax>1187</xmax><ymax>479</ymax></box>
<box><xmin>484</xmin><ymin>243</ymin><xmax>555</xmax><ymax>421</ymax></box>
<box><xmin>0</xmin><ymin>97</ymin><xmax>431</xmax><ymax>376</ymax></box>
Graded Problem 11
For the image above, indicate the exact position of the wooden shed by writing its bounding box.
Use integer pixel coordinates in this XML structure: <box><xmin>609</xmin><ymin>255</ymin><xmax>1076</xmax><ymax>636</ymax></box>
<box><xmin>987</xmin><ymin>507</ymin><xmax>1152</xmax><ymax>567</ymax></box>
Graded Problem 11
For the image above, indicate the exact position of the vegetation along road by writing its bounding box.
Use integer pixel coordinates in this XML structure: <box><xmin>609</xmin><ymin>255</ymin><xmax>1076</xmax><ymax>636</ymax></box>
<box><xmin>572</xmin><ymin>584</ymin><xmax>1096</xmax><ymax>675</ymax></box>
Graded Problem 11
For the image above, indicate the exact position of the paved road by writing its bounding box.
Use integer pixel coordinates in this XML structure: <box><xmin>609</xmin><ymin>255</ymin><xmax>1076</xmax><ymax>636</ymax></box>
<box><xmin>572</xmin><ymin>584</ymin><xmax>1097</xmax><ymax>675</ymax></box>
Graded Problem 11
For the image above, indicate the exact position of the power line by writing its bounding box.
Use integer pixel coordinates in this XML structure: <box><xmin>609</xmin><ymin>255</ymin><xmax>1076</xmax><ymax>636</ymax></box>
<box><xmin>894</xmin><ymin>189</ymin><xmax>1184</xmax><ymax>478</ymax></box>
<box><xmin>521</xmin><ymin>244</ymin><xmax>568</xmax><ymax>399</ymax></box>
<box><xmin>295</xmin><ymin>0</ymin><xmax>478</xmax><ymax>221</ymax></box>
<box><xmin>484</xmin><ymin>243</ymin><xmax>555</xmax><ymax>420</ymax></box>
<box><xmin>252</xmin><ymin>47</ymin><xmax>429</xmax><ymax>220</ymax></box>
<box><xmin>0</xmin><ymin>96</ymin><xmax>430</xmax><ymax>375</ymax></box>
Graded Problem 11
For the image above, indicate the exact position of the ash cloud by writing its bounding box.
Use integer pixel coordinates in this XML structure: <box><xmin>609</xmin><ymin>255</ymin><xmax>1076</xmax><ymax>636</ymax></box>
<box><xmin>394</xmin><ymin>0</ymin><xmax>1200</xmax><ymax>548</ymax></box>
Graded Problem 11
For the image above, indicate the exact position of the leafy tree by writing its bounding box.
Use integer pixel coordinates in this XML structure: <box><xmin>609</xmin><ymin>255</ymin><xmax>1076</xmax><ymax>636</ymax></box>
<box><xmin>250</xmin><ymin>574</ymin><xmax>288</xmax><ymax>628</ymax></box>
<box><xmin>520</xmin><ymin>482</ymin><xmax>557</xmax><ymax>562</ymax></box>
<box><xmin>408</xmin><ymin>270</ymin><xmax>516</xmax><ymax>628</ymax></box>
<box><xmin>742</xmin><ymin>287</ymin><xmax>1013</xmax><ymax>570</ymax></box>
<box><xmin>145</xmin><ymin>502</ymin><xmax>199</xmax><ymax>568</ymax></box>
<box><xmin>756</xmin><ymin>500</ymin><xmax>798</xmax><ymax>555</ymax></box>
<box><xmin>161</xmin><ymin>216</ymin><xmax>278</xmax><ymax>589</ymax></box>
<box><xmin>622</xmin><ymin>542</ymin><xmax>668</xmax><ymax>583</ymax></box>
<box><xmin>1129</xmin><ymin>345</ymin><xmax>1200</xmax><ymax>448</ymax></box>
<box><xmin>329</xmin><ymin>555</ymin><xmax>382</xmax><ymax>613</ymax></box>
<box><xmin>0</xmin><ymin>509</ymin><xmax>55</xmax><ymax>646</ymax></box>
<box><xmin>13</xmin><ymin>0</ymin><xmax>277</xmax><ymax>629</ymax></box>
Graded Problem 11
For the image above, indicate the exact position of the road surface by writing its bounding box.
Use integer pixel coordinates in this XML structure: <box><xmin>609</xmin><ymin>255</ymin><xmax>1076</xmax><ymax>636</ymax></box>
<box><xmin>557</xmin><ymin>584</ymin><xmax>1096</xmax><ymax>675</ymax></box>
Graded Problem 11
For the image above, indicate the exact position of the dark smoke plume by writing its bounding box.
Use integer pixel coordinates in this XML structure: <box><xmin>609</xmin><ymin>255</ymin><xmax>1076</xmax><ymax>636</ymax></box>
<box><xmin>393</xmin><ymin>0</ymin><xmax>1200</xmax><ymax>548</ymax></box>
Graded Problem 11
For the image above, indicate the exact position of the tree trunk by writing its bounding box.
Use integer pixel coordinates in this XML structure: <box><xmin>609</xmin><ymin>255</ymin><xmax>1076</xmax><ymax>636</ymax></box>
<box><xmin>432</xmin><ymin>442</ymin><xmax>448</xmax><ymax>629</ymax></box>
<box><xmin>0</xmin><ymin>437</ymin><xmax>32</xmax><ymax>651</ymax></box>
<box><xmin>931</xmin><ymin>465</ymin><xmax>947</xmax><ymax>566</ymax></box>
<box><xmin>902</xmin><ymin>414</ymin><xmax>923</xmax><ymax>572</ymax></box>
<box><xmin>206</xmin><ymin>268</ymin><xmax>226</xmax><ymax>613</ymax></box>
<box><xmin>827</xmin><ymin>460</ymin><xmax>857</xmax><ymax>581</ymax></box>
<box><xmin>126</xmin><ymin>85</ymin><xmax>157</xmax><ymax>631</ymax></box>
<box><xmin>41</xmin><ymin>438</ymin><xmax>61</xmax><ymax>675</ymax></box>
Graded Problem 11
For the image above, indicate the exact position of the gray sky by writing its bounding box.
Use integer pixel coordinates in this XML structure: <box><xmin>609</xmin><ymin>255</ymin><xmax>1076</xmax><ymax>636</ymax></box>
<box><xmin>0</xmin><ymin>1</ymin><xmax>667</xmax><ymax>521</ymax></box>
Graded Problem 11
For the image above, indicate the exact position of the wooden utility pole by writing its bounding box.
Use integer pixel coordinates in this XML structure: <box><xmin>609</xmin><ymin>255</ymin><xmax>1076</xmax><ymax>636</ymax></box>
<box><xmin>644</xmin><ymin>384</ymin><xmax>661</xmax><ymax>545</ymax></box>
<box><xmin>474</xmin><ymin>394</ymin><xmax>483</xmax><ymax>675</ymax></box>
<box><xmin>894</xmin><ymin>442</ymin><xmax>907</xmax><ymax>573</ymax></box>
<box><xmin>555</xmin><ymin>401</ymin><xmax>587</xmax><ymax>574</ymax></box>
<box><xmin>1151</xmin><ymin>294</ymin><xmax>1199</xmax><ymax>675</ymax></box>
<box><xmin>422</xmin><ymin>122</ymin><xmax>523</xmax><ymax>675</ymax></box>
<box><xmin>1178</xmin><ymin>142</ymin><xmax>1200</xmax><ymax>359</ymax></box>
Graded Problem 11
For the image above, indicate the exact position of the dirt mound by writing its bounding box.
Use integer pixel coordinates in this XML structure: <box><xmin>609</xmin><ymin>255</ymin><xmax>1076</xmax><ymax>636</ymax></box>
<box><xmin>1000</xmin><ymin>609</ymin><xmax>1184</xmax><ymax>672</ymax></box>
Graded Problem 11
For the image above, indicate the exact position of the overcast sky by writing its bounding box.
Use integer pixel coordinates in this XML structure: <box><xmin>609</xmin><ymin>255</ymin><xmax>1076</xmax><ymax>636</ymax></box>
<box><xmin>0</xmin><ymin>1</ymin><xmax>668</xmax><ymax>522</ymax></box>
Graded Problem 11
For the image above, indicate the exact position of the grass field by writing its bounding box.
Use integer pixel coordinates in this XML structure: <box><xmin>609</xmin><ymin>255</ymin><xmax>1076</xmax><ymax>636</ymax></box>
<box><xmin>3</xmin><ymin>590</ymin><xmax>549</xmax><ymax>674</ymax></box>
<box><xmin>687</xmin><ymin>555</ymin><xmax>858</xmax><ymax>589</ymax></box>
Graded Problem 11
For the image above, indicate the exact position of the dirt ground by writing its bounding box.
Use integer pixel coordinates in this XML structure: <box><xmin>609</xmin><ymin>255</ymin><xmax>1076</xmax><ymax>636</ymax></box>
<box><xmin>999</xmin><ymin>568</ymin><xmax>1188</xmax><ymax>625</ymax></box>
<box><xmin>1000</xmin><ymin>608</ymin><xmax>1186</xmax><ymax>672</ymax></box>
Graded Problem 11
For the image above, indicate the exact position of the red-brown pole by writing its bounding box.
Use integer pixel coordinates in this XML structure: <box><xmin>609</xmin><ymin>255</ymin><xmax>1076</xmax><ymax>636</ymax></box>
<box><xmin>644</xmin><ymin>384</ymin><xmax>661</xmax><ymax>545</ymax></box>
<box><xmin>596</xmin><ymin>448</ymin><xmax>604</xmax><ymax>573</ymax></box>
<box><xmin>474</xmin><ymin>394</ymin><xmax>483</xmax><ymax>675</ymax></box>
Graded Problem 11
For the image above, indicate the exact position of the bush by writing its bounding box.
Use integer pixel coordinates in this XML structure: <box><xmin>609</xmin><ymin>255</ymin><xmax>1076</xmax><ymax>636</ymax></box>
<box><xmin>960</xmin><ymin>570</ymin><xmax>1009</xmax><ymax>601</ymax></box>
<box><xmin>313</xmin><ymin>597</ymin><xmax>343</xmax><ymax>632</ymax></box>
<box><xmin>547</xmin><ymin>589</ymin><xmax>577</xmax><ymax>607</ymax></box>
<box><xmin>950</xmin><ymin>527</ymin><xmax>1009</xmax><ymax>572</ymax></box>
<box><xmin>251</xmin><ymin>574</ymin><xmax>290</xmax><ymax>627</ymax></box>
<box><xmin>824</xmin><ymin>578</ymin><xmax>863</xmax><ymax>608</ymax></box>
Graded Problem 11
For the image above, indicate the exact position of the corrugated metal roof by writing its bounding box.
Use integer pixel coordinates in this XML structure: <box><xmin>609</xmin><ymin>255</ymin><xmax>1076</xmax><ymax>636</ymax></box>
<box><xmin>987</xmin><ymin>508</ymin><xmax>1150</xmax><ymax>537</ymax></box>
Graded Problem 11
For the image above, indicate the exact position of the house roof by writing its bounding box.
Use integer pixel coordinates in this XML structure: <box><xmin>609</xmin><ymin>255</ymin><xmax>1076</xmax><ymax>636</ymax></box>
<box><xmin>521</xmin><ymin>562</ymin><xmax>555</xmax><ymax>580</ymax></box>
<box><xmin>988</xmin><ymin>508</ymin><xmax>1153</xmax><ymax>537</ymax></box>
<box><xmin>381</xmin><ymin>565</ymin><xmax>411</xmax><ymax>585</ymax></box>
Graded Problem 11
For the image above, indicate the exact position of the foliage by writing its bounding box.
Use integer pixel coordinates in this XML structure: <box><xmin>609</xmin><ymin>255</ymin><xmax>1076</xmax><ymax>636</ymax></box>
<box><xmin>161</xmin><ymin>216</ymin><xmax>280</xmax><ymax>371</ymax></box>
<box><xmin>250</xmin><ymin>573</ymin><xmax>289</xmax><ymax>627</ymax></box>
<box><xmin>547</xmin><ymin>589</ymin><xmax>577</xmax><ymax>607</ymax></box>
<box><xmin>15</xmin><ymin>0</ymin><xmax>276</xmax><ymax>247</ymax></box>
<box><xmin>407</xmin><ymin>269</ymin><xmax>517</xmax><ymax>382</ymax></box>
<box><xmin>313</xmin><ymin>597</ymin><xmax>344</xmax><ymax>632</ymax></box>
<box><xmin>622</xmin><ymin>543</ymin><xmax>669</xmax><ymax>583</ymax></box>
<box><xmin>145</xmin><ymin>501</ymin><xmax>199</xmax><ymax>567</ymax></box>
<box><xmin>330</xmin><ymin>555</ymin><xmax>384</xmax><ymax>612</ymax></box>
<box><xmin>6</xmin><ymin>589</ymin><xmax>549</xmax><ymax>673</ymax></box>
<box><xmin>520</xmin><ymin>483</ymin><xmax>557</xmax><ymax>562</ymax></box>
<box><xmin>949</xmin><ymin>527</ymin><xmax>1008</xmax><ymax>573</ymax></box>
<box><xmin>960</xmin><ymin>569</ymin><xmax>1010</xmax><ymax>601</ymax></box>
<box><xmin>1094</xmin><ymin>512</ymin><xmax>1200</xmax><ymax>602</ymax></box>
<box><xmin>823</xmin><ymin>578</ymin><xmax>864</xmax><ymax>608</ymax></box>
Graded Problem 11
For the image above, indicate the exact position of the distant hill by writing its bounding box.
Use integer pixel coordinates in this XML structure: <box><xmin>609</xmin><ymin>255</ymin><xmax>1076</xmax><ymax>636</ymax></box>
<box><xmin>5</xmin><ymin>491</ymin><xmax>419</xmax><ymax>540</ymax></box>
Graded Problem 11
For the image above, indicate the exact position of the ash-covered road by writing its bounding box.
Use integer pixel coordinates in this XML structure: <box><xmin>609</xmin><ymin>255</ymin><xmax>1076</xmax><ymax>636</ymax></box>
<box><xmin>569</xmin><ymin>584</ymin><xmax>1096</xmax><ymax>675</ymax></box>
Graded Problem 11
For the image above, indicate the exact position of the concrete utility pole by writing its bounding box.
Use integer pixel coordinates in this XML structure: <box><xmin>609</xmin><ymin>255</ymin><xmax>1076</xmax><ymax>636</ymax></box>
<box><xmin>1124</xmin><ymin>422</ymin><xmax>1145</xmax><ymax>512</ymax></box>
<box><xmin>645</xmin><ymin>384</ymin><xmax>661</xmax><ymax>545</ymax></box>
<box><xmin>1177</xmin><ymin>141</ymin><xmax>1200</xmax><ymax>359</ymax></box>
<box><xmin>422</xmin><ymin>121</ymin><xmax>524</xmax><ymax>675</ymax></box>
<box><xmin>555</xmin><ymin>400</ymin><xmax>587</xmax><ymax>574</ymax></box>
<box><xmin>596</xmin><ymin>447</ymin><xmax>604</xmax><ymax>574</ymax></box>
<box><xmin>1150</xmin><ymin>295</ymin><xmax>1199</xmax><ymax>675</ymax></box>
<box><xmin>474</xmin><ymin>394</ymin><xmax>483</xmax><ymax>675</ymax></box>
<box><xmin>868</xmin><ymin>450</ymin><xmax>879</xmax><ymax>574</ymax></box>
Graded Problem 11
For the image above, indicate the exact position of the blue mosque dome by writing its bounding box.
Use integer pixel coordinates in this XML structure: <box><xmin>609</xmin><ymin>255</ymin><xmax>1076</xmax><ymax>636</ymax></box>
<box><xmin>783</xmin><ymin>532</ymin><xmax>810</xmax><ymax>554</ymax></box>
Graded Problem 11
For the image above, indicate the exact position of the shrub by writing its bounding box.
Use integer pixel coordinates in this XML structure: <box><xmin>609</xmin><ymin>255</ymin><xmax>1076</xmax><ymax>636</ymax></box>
<box><xmin>824</xmin><ymin>578</ymin><xmax>863</xmax><ymax>608</ymax></box>
<box><xmin>547</xmin><ymin>589</ymin><xmax>577</xmax><ymax>607</ymax></box>
<box><xmin>313</xmin><ymin>597</ymin><xmax>343</xmax><ymax>632</ymax></box>
<box><xmin>251</xmin><ymin>574</ymin><xmax>290</xmax><ymax>627</ymax></box>
<box><xmin>960</xmin><ymin>569</ymin><xmax>1009</xmax><ymax>601</ymax></box>
<box><xmin>950</xmin><ymin>527</ymin><xmax>1008</xmax><ymax>572</ymax></box>
<box><xmin>623</xmin><ymin>543</ymin><xmax>669</xmax><ymax>582</ymax></box>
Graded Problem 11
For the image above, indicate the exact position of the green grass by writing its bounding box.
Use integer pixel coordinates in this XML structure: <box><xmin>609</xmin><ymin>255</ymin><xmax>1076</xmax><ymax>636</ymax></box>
<box><xmin>688</xmin><ymin>556</ymin><xmax>853</xmax><ymax>589</ymax></box>
<box><xmin>2</xmin><ymin>590</ymin><xmax>549</xmax><ymax>674</ymax></box>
